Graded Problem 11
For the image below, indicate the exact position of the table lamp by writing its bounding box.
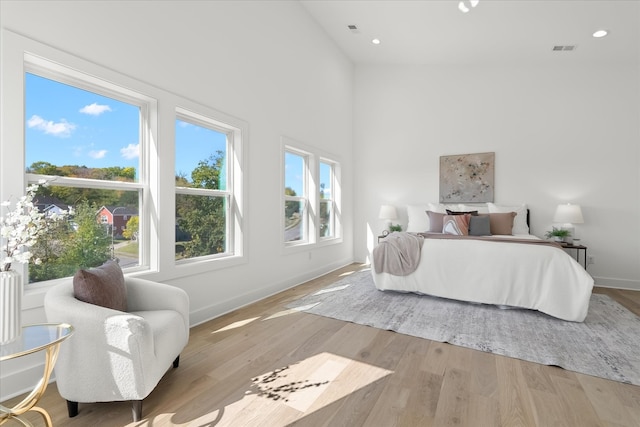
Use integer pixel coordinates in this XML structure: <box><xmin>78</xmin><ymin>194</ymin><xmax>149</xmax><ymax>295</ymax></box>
<box><xmin>553</xmin><ymin>203</ymin><xmax>584</xmax><ymax>244</ymax></box>
<box><xmin>378</xmin><ymin>205</ymin><xmax>397</xmax><ymax>233</ymax></box>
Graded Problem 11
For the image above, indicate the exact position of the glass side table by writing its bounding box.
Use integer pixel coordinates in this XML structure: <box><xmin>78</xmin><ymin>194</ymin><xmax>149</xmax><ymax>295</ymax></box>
<box><xmin>1</xmin><ymin>323</ymin><xmax>73</xmax><ymax>427</ymax></box>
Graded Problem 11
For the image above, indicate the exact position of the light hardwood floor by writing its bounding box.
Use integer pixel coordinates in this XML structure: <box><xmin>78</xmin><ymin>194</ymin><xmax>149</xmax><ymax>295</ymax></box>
<box><xmin>4</xmin><ymin>263</ymin><xmax>640</xmax><ymax>426</ymax></box>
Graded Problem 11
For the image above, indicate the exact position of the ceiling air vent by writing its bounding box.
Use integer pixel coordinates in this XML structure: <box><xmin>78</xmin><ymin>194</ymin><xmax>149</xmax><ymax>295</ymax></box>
<box><xmin>552</xmin><ymin>45</ymin><xmax>577</xmax><ymax>52</ymax></box>
<box><xmin>348</xmin><ymin>24</ymin><xmax>360</xmax><ymax>34</ymax></box>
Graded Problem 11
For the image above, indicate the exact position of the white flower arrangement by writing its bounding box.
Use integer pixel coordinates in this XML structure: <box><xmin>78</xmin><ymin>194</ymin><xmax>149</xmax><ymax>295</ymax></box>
<box><xmin>0</xmin><ymin>180</ymin><xmax>70</xmax><ymax>272</ymax></box>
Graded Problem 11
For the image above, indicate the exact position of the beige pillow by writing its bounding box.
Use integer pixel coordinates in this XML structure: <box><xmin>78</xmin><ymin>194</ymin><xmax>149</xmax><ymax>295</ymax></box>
<box><xmin>489</xmin><ymin>212</ymin><xmax>517</xmax><ymax>235</ymax></box>
<box><xmin>73</xmin><ymin>260</ymin><xmax>127</xmax><ymax>311</ymax></box>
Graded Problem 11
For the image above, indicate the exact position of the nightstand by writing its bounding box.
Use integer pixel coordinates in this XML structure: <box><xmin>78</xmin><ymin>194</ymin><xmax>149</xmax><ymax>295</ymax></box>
<box><xmin>560</xmin><ymin>242</ymin><xmax>587</xmax><ymax>269</ymax></box>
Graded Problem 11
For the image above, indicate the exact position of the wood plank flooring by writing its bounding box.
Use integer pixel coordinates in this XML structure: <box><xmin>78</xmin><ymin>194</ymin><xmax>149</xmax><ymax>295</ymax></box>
<box><xmin>4</xmin><ymin>264</ymin><xmax>640</xmax><ymax>426</ymax></box>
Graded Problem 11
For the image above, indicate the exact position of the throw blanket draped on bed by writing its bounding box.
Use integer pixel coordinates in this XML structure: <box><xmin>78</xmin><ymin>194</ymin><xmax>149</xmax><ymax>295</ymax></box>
<box><xmin>373</xmin><ymin>232</ymin><xmax>424</xmax><ymax>275</ymax></box>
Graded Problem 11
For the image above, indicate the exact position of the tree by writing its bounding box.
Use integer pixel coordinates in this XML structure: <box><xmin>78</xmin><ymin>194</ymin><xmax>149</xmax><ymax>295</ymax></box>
<box><xmin>123</xmin><ymin>215</ymin><xmax>139</xmax><ymax>240</ymax></box>
<box><xmin>175</xmin><ymin>151</ymin><xmax>226</xmax><ymax>258</ymax></box>
<box><xmin>61</xmin><ymin>201</ymin><xmax>111</xmax><ymax>269</ymax></box>
<box><xmin>29</xmin><ymin>201</ymin><xmax>111</xmax><ymax>282</ymax></box>
<box><xmin>190</xmin><ymin>151</ymin><xmax>224</xmax><ymax>189</ymax></box>
<box><xmin>29</xmin><ymin>218</ymin><xmax>75</xmax><ymax>282</ymax></box>
<box><xmin>285</xmin><ymin>187</ymin><xmax>299</xmax><ymax>220</ymax></box>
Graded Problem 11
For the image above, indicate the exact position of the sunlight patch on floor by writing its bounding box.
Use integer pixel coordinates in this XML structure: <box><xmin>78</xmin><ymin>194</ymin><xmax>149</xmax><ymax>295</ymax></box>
<box><xmin>233</xmin><ymin>352</ymin><xmax>393</xmax><ymax>424</ymax></box>
<box><xmin>263</xmin><ymin>303</ymin><xmax>320</xmax><ymax>320</ymax></box>
<box><xmin>210</xmin><ymin>317</ymin><xmax>260</xmax><ymax>334</ymax></box>
<box><xmin>147</xmin><ymin>352</ymin><xmax>393</xmax><ymax>426</ymax></box>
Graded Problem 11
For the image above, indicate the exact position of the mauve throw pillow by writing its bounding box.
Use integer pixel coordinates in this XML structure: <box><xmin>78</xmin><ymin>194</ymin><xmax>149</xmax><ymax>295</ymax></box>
<box><xmin>488</xmin><ymin>212</ymin><xmax>517</xmax><ymax>235</ymax></box>
<box><xmin>73</xmin><ymin>260</ymin><xmax>127</xmax><ymax>311</ymax></box>
<box><xmin>426</xmin><ymin>211</ymin><xmax>446</xmax><ymax>233</ymax></box>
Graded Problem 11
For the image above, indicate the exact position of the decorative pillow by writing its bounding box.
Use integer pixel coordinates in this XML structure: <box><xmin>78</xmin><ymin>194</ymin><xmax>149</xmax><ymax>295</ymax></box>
<box><xmin>428</xmin><ymin>203</ymin><xmax>451</xmax><ymax>214</ymax></box>
<box><xmin>446</xmin><ymin>209</ymin><xmax>479</xmax><ymax>216</ymax></box>
<box><xmin>488</xmin><ymin>203</ymin><xmax>529</xmax><ymax>235</ymax></box>
<box><xmin>469</xmin><ymin>215</ymin><xmax>491</xmax><ymax>236</ymax></box>
<box><xmin>407</xmin><ymin>203</ymin><xmax>463</xmax><ymax>232</ymax></box>
<box><xmin>488</xmin><ymin>212</ymin><xmax>517</xmax><ymax>235</ymax></box>
<box><xmin>458</xmin><ymin>204</ymin><xmax>490</xmax><ymax>214</ymax></box>
<box><xmin>426</xmin><ymin>211</ymin><xmax>446</xmax><ymax>233</ymax></box>
<box><xmin>406</xmin><ymin>205</ymin><xmax>430</xmax><ymax>232</ymax></box>
<box><xmin>442</xmin><ymin>214</ymin><xmax>470</xmax><ymax>236</ymax></box>
<box><xmin>73</xmin><ymin>260</ymin><xmax>127</xmax><ymax>311</ymax></box>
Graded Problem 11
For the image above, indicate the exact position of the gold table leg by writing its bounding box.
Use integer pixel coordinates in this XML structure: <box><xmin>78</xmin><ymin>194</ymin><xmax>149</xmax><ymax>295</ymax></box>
<box><xmin>0</xmin><ymin>343</ymin><xmax>61</xmax><ymax>427</ymax></box>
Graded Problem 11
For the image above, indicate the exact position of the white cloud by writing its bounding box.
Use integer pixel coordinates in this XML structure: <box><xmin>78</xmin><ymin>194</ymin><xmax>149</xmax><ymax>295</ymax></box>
<box><xmin>27</xmin><ymin>115</ymin><xmax>76</xmax><ymax>137</ymax></box>
<box><xmin>79</xmin><ymin>103</ymin><xmax>112</xmax><ymax>116</ymax></box>
<box><xmin>88</xmin><ymin>150</ymin><xmax>108</xmax><ymax>159</ymax></box>
<box><xmin>120</xmin><ymin>143</ymin><xmax>139</xmax><ymax>160</ymax></box>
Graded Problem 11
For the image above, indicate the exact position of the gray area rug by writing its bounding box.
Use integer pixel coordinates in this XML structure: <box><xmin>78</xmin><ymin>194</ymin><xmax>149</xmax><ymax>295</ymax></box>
<box><xmin>287</xmin><ymin>269</ymin><xmax>640</xmax><ymax>386</ymax></box>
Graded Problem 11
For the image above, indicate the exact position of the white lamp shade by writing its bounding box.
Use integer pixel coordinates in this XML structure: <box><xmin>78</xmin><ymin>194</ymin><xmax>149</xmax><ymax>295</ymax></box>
<box><xmin>553</xmin><ymin>204</ymin><xmax>584</xmax><ymax>224</ymax></box>
<box><xmin>378</xmin><ymin>205</ymin><xmax>397</xmax><ymax>220</ymax></box>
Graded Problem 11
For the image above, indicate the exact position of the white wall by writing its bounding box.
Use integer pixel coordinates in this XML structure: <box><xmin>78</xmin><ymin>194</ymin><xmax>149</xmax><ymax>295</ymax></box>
<box><xmin>0</xmin><ymin>1</ymin><xmax>353</xmax><ymax>399</ymax></box>
<box><xmin>354</xmin><ymin>64</ymin><xmax>640</xmax><ymax>290</ymax></box>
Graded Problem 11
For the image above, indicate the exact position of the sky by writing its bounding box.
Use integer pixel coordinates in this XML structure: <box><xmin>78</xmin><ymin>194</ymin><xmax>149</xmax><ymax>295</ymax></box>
<box><xmin>26</xmin><ymin>72</ymin><xmax>330</xmax><ymax>194</ymax></box>
<box><xmin>285</xmin><ymin>152</ymin><xmax>332</xmax><ymax>198</ymax></box>
<box><xmin>25</xmin><ymin>73</ymin><xmax>225</xmax><ymax>182</ymax></box>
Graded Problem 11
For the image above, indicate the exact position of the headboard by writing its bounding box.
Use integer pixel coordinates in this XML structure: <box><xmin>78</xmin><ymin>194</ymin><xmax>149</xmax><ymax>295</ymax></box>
<box><xmin>406</xmin><ymin>203</ymin><xmax>530</xmax><ymax>235</ymax></box>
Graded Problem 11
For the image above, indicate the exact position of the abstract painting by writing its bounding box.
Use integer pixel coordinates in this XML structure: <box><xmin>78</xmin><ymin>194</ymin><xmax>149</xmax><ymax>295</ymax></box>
<box><xmin>439</xmin><ymin>152</ymin><xmax>494</xmax><ymax>203</ymax></box>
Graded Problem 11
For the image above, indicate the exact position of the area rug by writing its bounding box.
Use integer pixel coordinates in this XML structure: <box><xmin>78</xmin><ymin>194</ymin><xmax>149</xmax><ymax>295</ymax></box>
<box><xmin>287</xmin><ymin>269</ymin><xmax>640</xmax><ymax>386</ymax></box>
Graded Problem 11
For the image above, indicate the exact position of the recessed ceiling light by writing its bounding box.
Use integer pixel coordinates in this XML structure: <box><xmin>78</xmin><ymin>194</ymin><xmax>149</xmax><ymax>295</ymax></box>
<box><xmin>458</xmin><ymin>0</ymin><xmax>479</xmax><ymax>13</ymax></box>
<box><xmin>372</xmin><ymin>38</ymin><xmax>381</xmax><ymax>45</ymax></box>
<box><xmin>593</xmin><ymin>30</ymin><xmax>609</xmax><ymax>38</ymax></box>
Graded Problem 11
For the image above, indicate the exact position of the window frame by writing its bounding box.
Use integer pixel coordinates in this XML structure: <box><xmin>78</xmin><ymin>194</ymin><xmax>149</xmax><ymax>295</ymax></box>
<box><xmin>1</xmin><ymin>30</ymin><xmax>248</xmax><ymax>291</ymax></box>
<box><xmin>24</xmin><ymin>58</ymin><xmax>153</xmax><ymax>275</ymax></box>
<box><xmin>283</xmin><ymin>147</ymin><xmax>311</xmax><ymax>246</ymax></box>
<box><xmin>174</xmin><ymin>108</ymin><xmax>239</xmax><ymax>263</ymax></box>
<box><xmin>319</xmin><ymin>158</ymin><xmax>338</xmax><ymax>241</ymax></box>
<box><xmin>281</xmin><ymin>137</ymin><xmax>341</xmax><ymax>251</ymax></box>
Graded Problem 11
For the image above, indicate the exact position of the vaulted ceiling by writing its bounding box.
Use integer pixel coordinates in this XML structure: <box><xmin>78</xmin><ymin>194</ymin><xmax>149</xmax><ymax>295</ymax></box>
<box><xmin>300</xmin><ymin>0</ymin><xmax>640</xmax><ymax>66</ymax></box>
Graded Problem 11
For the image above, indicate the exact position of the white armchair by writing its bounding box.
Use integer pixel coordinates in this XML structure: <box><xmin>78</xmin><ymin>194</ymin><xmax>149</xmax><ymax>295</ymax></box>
<box><xmin>44</xmin><ymin>276</ymin><xmax>190</xmax><ymax>422</ymax></box>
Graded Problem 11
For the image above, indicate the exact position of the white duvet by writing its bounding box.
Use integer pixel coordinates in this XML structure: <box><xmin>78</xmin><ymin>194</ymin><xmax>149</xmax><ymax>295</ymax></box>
<box><xmin>371</xmin><ymin>235</ymin><xmax>594</xmax><ymax>322</ymax></box>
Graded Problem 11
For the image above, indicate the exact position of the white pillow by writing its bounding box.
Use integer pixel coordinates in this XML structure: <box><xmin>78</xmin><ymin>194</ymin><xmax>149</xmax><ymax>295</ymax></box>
<box><xmin>406</xmin><ymin>205</ymin><xmax>430</xmax><ymax>232</ymax></box>
<box><xmin>406</xmin><ymin>203</ymin><xmax>453</xmax><ymax>232</ymax></box>
<box><xmin>487</xmin><ymin>203</ymin><xmax>529</xmax><ymax>235</ymax></box>
<box><xmin>458</xmin><ymin>204</ymin><xmax>490</xmax><ymax>214</ymax></box>
<box><xmin>428</xmin><ymin>203</ymin><xmax>451</xmax><ymax>214</ymax></box>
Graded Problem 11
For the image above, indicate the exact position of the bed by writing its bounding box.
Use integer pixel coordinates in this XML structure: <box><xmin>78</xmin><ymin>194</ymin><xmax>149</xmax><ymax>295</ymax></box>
<box><xmin>371</xmin><ymin>203</ymin><xmax>595</xmax><ymax>322</ymax></box>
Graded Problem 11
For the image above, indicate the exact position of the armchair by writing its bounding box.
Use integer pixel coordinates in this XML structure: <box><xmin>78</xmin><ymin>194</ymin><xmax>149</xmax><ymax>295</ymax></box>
<box><xmin>44</xmin><ymin>274</ymin><xmax>189</xmax><ymax>422</ymax></box>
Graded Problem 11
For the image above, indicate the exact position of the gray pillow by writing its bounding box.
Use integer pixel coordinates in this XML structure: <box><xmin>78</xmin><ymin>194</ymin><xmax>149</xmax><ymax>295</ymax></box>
<box><xmin>469</xmin><ymin>215</ymin><xmax>491</xmax><ymax>236</ymax></box>
<box><xmin>73</xmin><ymin>260</ymin><xmax>127</xmax><ymax>311</ymax></box>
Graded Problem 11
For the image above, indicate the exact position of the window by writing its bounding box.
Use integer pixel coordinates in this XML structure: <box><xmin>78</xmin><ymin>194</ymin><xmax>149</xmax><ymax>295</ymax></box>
<box><xmin>24</xmin><ymin>65</ymin><xmax>149</xmax><ymax>283</ymax></box>
<box><xmin>319</xmin><ymin>160</ymin><xmax>336</xmax><ymax>239</ymax></box>
<box><xmin>283</xmin><ymin>140</ymin><xmax>341</xmax><ymax>247</ymax></box>
<box><xmin>5</xmin><ymin>32</ymin><xmax>247</xmax><ymax>285</ymax></box>
<box><xmin>175</xmin><ymin>109</ymin><xmax>242</xmax><ymax>262</ymax></box>
<box><xmin>284</xmin><ymin>150</ymin><xmax>309</xmax><ymax>244</ymax></box>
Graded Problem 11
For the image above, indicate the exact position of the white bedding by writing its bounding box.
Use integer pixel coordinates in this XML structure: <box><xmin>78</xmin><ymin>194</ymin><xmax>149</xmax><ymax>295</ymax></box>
<box><xmin>371</xmin><ymin>234</ymin><xmax>594</xmax><ymax>322</ymax></box>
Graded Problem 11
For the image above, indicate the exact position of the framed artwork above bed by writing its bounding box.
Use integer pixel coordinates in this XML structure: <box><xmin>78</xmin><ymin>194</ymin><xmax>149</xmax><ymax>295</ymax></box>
<box><xmin>439</xmin><ymin>152</ymin><xmax>495</xmax><ymax>203</ymax></box>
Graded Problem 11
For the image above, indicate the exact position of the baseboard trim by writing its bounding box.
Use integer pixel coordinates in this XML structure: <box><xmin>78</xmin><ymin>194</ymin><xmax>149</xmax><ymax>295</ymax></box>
<box><xmin>189</xmin><ymin>258</ymin><xmax>354</xmax><ymax>327</ymax></box>
<box><xmin>593</xmin><ymin>276</ymin><xmax>640</xmax><ymax>291</ymax></box>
